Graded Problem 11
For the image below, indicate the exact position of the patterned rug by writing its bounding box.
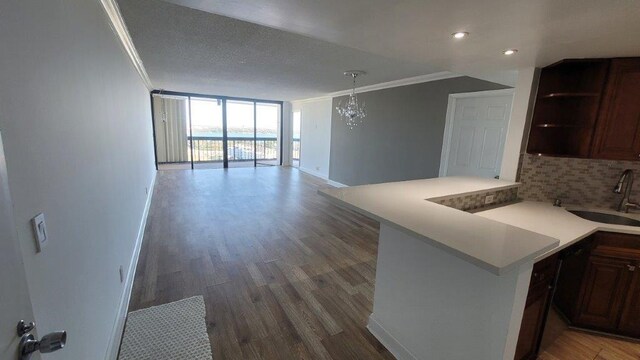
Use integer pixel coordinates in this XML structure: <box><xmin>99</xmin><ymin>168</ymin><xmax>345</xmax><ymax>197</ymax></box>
<box><xmin>119</xmin><ymin>296</ymin><xmax>212</xmax><ymax>360</ymax></box>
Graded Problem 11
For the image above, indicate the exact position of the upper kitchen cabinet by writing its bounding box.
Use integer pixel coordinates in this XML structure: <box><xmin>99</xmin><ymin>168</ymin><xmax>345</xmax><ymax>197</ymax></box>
<box><xmin>592</xmin><ymin>59</ymin><xmax>640</xmax><ymax>160</ymax></box>
<box><xmin>527</xmin><ymin>59</ymin><xmax>610</xmax><ymax>157</ymax></box>
<box><xmin>527</xmin><ymin>58</ymin><xmax>640</xmax><ymax>160</ymax></box>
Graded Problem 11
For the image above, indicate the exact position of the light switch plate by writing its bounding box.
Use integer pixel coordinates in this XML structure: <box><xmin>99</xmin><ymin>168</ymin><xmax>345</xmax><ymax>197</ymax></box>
<box><xmin>31</xmin><ymin>213</ymin><xmax>48</xmax><ymax>252</ymax></box>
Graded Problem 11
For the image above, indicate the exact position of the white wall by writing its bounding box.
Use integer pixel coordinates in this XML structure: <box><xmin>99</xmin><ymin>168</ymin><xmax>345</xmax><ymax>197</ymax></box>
<box><xmin>292</xmin><ymin>98</ymin><xmax>332</xmax><ymax>179</ymax></box>
<box><xmin>0</xmin><ymin>1</ymin><xmax>156</xmax><ymax>359</ymax></box>
<box><xmin>499</xmin><ymin>67</ymin><xmax>540</xmax><ymax>181</ymax></box>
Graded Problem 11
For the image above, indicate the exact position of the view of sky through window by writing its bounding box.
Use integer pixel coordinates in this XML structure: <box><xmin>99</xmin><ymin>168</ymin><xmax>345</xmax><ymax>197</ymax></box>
<box><xmin>189</xmin><ymin>98</ymin><xmax>279</xmax><ymax>139</ymax></box>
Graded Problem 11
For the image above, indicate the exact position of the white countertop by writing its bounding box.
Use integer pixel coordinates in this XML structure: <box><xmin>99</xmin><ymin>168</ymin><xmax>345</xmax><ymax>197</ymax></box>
<box><xmin>476</xmin><ymin>201</ymin><xmax>640</xmax><ymax>260</ymax></box>
<box><xmin>319</xmin><ymin>177</ymin><xmax>559</xmax><ymax>275</ymax></box>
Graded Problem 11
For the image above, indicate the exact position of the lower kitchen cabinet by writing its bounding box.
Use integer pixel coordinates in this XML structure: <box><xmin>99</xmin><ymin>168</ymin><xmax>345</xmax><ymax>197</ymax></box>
<box><xmin>573</xmin><ymin>255</ymin><xmax>633</xmax><ymax>331</ymax></box>
<box><xmin>514</xmin><ymin>254</ymin><xmax>559</xmax><ymax>360</ymax></box>
<box><xmin>618</xmin><ymin>269</ymin><xmax>640</xmax><ymax>337</ymax></box>
<box><xmin>555</xmin><ymin>232</ymin><xmax>640</xmax><ymax>338</ymax></box>
<box><xmin>516</xmin><ymin>231</ymin><xmax>640</xmax><ymax>360</ymax></box>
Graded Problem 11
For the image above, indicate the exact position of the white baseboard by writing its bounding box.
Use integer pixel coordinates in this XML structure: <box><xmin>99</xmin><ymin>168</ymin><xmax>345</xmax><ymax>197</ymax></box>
<box><xmin>105</xmin><ymin>171</ymin><xmax>157</xmax><ymax>360</ymax></box>
<box><xmin>367</xmin><ymin>315</ymin><xmax>419</xmax><ymax>360</ymax></box>
<box><xmin>326</xmin><ymin>179</ymin><xmax>348</xmax><ymax>188</ymax></box>
<box><xmin>298</xmin><ymin>166</ymin><xmax>328</xmax><ymax>180</ymax></box>
<box><xmin>297</xmin><ymin>167</ymin><xmax>349</xmax><ymax>188</ymax></box>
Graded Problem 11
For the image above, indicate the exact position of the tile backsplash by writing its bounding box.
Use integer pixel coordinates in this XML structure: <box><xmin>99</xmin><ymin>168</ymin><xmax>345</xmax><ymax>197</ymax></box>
<box><xmin>432</xmin><ymin>187</ymin><xmax>519</xmax><ymax>212</ymax></box>
<box><xmin>517</xmin><ymin>154</ymin><xmax>640</xmax><ymax>209</ymax></box>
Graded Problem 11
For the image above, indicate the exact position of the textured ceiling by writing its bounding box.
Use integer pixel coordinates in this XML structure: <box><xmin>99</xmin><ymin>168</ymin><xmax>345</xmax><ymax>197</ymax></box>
<box><xmin>117</xmin><ymin>0</ymin><xmax>443</xmax><ymax>101</ymax></box>
<box><xmin>161</xmin><ymin>0</ymin><xmax>640</xmax><ymax>89</ymax></box>
<box><xmin>120</xmin><ymin>0</ymin><xmax>640</xmax><ymax>101</ymax></box>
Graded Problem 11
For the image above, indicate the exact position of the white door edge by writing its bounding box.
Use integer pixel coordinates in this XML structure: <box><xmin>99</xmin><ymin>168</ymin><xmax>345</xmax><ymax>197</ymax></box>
<box><xmin>438</xmin><ymin>89</ymin><xmax>515</xmax><ymax>177</ymax></box>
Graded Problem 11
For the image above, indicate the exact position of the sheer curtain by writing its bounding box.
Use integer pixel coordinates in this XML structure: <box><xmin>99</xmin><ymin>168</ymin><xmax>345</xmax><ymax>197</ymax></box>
<box><xmin>152</xmin><ymin>95</ymin><xmax>189</xmax><ymax>163</ymax></box>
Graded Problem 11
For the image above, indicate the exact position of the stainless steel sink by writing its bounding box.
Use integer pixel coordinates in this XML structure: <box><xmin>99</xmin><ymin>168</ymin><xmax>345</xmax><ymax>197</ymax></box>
<box><xmin>569</xmin><ymin>210</ymin><xmax>640</xmax><ymax>227</ymax></box>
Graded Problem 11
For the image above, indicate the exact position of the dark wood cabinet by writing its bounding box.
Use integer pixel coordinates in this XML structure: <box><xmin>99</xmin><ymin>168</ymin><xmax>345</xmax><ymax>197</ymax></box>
<box><xmin>618</xmin><ymin>269</ymin><xmax>640</xmax><ymax>337</ymax></box>
<box><xmin>515</xmin><ymin>232</ymin><xmax>640</xmax><ymax>359</ymax></box>
<box><xmin>553</xmin><ymin>237</ymin><xmax>593</xmax><ymax>320</ymax></box>
<box><xmin>527</xmin><ymin>59</ymin><xmax>610</xmax><ymax>157</ymax></box>
<box><xmin>592</xmin><ymin>58</ymin><xmax>640</xmax><ymax>160</ymax></box>
<box><xmin>554</xmin><ymin>232</ymin><xmax>640</xmax><ymax>338</ymax></box>
<box><xmin>514</xmin><ymin>254</ymin><xmax>559</xmax><ymax>360</ymax></box>
<box><xmin>527</xmin><ymin>57</ymin><xmax>640</xmax><ymax>160</ymax></box>
<box><xmin>574</xmin><ymin>255</ymin><xmax>632</xmax><ymax>331</ymax></box>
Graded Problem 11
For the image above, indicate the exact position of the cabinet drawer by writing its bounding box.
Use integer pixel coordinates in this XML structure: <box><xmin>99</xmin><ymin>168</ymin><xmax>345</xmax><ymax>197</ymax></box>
<box><xmin>592</xmin><ymin>232</ymin><xmax>640</xmax><ymax>260</ymax></box>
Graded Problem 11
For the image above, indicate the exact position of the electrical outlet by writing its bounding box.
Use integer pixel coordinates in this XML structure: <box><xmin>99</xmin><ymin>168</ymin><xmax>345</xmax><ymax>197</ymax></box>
<box><xmin>119</xmin><ymin>265</ymin><xmax>125</xmax><ymax>283</ymax></box>
<box><xmin>484</xmin><ymin>195</ymin><xmax>495</xmax><ymax>204</ymax></box>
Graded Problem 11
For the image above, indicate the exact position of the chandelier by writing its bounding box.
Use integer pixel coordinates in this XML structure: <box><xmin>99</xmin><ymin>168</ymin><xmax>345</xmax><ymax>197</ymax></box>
<box><xmin>336</xmin><ymin>70</ymin><xmax>366</xmax><ymax>129</ymax></box>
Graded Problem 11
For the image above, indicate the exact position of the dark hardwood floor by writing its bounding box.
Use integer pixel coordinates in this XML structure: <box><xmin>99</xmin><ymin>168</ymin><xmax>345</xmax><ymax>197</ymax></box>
<box><xmin>128</xmin><ymin>167</ymin><xmax>394</xmax><ymax>360</ymax></box>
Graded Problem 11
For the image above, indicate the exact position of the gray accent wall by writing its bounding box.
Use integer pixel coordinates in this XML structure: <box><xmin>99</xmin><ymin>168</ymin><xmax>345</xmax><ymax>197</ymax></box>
<box><xmin>329</xmin><ymin>76</ymin><xmax>509</xmax><ymax>185</ymax></box>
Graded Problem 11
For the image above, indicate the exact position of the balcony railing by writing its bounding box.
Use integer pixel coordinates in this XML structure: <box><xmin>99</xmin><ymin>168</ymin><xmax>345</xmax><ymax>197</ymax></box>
<box><xmin>188</xmin><ymin>136</ymin><xmax>278</xmax><ymax>163</ymax></box>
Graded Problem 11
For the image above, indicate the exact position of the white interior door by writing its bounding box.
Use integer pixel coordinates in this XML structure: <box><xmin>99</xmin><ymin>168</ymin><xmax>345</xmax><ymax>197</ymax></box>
<box><xmin>0</xmin><ymin>131</ymin><xmax>37</xmax><ymax>360</ymax></box>
<box><xmin>441</xmin><ymin>92</ymin><xmax>513</xmax><ymax>178</ymax></box>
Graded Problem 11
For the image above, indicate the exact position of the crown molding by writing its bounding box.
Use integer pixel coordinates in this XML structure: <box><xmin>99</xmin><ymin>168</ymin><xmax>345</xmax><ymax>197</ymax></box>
<box><xmin>100</xmin><ymin>0</ymin><xmax>153</xmax><ymax>90</ymax></box>
<box><xmin>292</xmin><ymin>71</ymin><xmax>461</xmax><ymax>103</ymax></box>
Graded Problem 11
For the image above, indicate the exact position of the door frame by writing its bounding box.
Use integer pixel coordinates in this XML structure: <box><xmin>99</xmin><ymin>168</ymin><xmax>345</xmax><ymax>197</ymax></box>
<box><xmin>438</xmin><ymin>89</ymin><xmax>515</xmax><ymax>177</ymax></box>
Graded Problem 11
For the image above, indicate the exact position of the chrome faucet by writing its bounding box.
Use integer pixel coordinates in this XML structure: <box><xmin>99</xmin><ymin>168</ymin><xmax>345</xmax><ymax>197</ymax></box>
<box><xmin>614</xmin><ymin>169</ymin><xmax>640</xmax><ymax>213</ymax></box>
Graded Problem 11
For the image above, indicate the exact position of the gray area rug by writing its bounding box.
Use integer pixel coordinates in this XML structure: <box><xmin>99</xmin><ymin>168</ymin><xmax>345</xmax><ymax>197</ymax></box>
<box><xmin>119</xmin><ymin>296</ymin><xmax>212</xmax><ymax>360</ymax></box>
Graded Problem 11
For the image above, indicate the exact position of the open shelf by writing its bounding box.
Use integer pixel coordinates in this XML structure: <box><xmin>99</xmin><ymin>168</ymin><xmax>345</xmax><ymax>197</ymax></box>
<box><xmin>527</xmin><ymin>59</ymin><xmax>610</xmax><ymax>157</ymax></box>
<box><xmin>540</xmin><ymin>92</ymin><xmax>600</xmax><ymax>99</ymax></box>
<box><xmin>527</xmin><ymin>151</ymin><xmax>590</xmax><ymax>158</ymax></box>
<box><xmin>535</xmin><ymin>123</ymin><xmax>588</xmax><ymax>128</ymax></box>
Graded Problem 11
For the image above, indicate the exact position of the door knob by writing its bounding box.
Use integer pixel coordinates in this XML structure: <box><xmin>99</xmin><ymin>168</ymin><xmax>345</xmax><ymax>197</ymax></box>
<box><xmin>19</xmin><ymin>331</ymin><xmax>67</xmax><ymax>360</ymax></box>
<box><xmin>628</xmin><ymin>265</ymin><xmax>636</xmax><ymax>272</ymax></box>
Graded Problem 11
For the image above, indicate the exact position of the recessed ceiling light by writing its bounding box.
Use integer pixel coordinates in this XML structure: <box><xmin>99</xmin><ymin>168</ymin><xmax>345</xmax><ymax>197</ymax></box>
<box><xmin>503</xmin><ymin>49</ymin><xmax>518</xmax><ymax>55</ymax></box>
<box><xmin>452</xmin><ymin>32</ymin><xmax>469</xmax><ymax>39</ymax></box>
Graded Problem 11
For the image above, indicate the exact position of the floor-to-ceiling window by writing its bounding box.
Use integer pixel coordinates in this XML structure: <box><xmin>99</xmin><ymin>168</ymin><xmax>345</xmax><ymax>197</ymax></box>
<box><xmin>152</xmin><ymin>91</ymin><xmax>283</xmax><ymax>170</ymax></box>
<box><xmin>226</xmin><ymin>100</ymin><xmax>256</xmax><ymax>168</ymax></box>
<box><xmin>191</xmin><ymin>97</ymin><xmax>224</xmax><ymax>169</ymax></box>
<box><xmin>256</xmin><ymin>102</ymin><xmax>280</xmax><ymax>167</ymax></box>
<box><xmin>292</xmin><ymin>110</ymin><xmax>301</xmax><ymax>167</ymax></box>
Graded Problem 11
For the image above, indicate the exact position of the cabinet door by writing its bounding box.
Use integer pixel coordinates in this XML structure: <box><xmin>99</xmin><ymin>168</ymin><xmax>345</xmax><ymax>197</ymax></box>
<box><xmin>618</xmin><ymin>265</ymin><xmax>640</xmax><ymax>337</ymax></box>
<box><xmin>575</xmin><ymin>255</ymin><xmax>632</xmax><ymax>331</ymax></box>
<box><xmin>554</xmin><ymin>239</ymin><xmax>592</xmax><ymax>322</ymax></box>
<box><xmin>592</xmin><ymin>58</ymin><xmax>640</xmax><ymax>160</ymax></box>
<box><xmin>514</xmin><ymin>254</ymin><xmax>558</xmax><ymax>360</ymax></box>
<box><xmin>514</xmin><ymin>281</ymin><xmax>552</xmax><ymax>360</ymax></box>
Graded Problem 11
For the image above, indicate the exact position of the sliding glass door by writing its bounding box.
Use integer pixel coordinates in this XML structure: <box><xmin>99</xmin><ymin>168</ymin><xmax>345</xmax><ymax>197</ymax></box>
<box><xmin>256</xmin><ymin>102</ymin><xmax>280</xmax><ymax>166</ymax></box>
<box><xmin>152</xmin><ymin>92</ymin><xmax>282</xmax><ymax>170</ymax></box>
<box><xmin>226</xmin><ymin>100</ymin><xmax>256</xmax><ymax>168</ymax></box>
<box><xmin>190</xmin><ymin>97</ymin><xmax>225</xmax><ymax>169</ymax></box>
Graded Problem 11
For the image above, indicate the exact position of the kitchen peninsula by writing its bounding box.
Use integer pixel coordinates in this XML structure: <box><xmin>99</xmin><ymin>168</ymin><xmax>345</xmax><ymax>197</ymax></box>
<box><xmin>319</xmin><ymin>177</ymin><xmax>559</xmax><ymax>359</ymax></box>
<box><xmin>320</xmin><ymin>175</ymin><xmax>640</xmax><ymax>360</ymax></box>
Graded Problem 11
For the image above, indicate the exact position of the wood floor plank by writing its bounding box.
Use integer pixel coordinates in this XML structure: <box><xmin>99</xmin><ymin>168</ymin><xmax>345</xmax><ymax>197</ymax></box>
<box><xmin>269</xmin><ymin>284</ymin><xmax>333</xmax><ymax>360</ymax></box>
<box><xmin>539</xmin><ymin>328</ymin><xmax>640</xmax><ymax>360</ymax></box>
